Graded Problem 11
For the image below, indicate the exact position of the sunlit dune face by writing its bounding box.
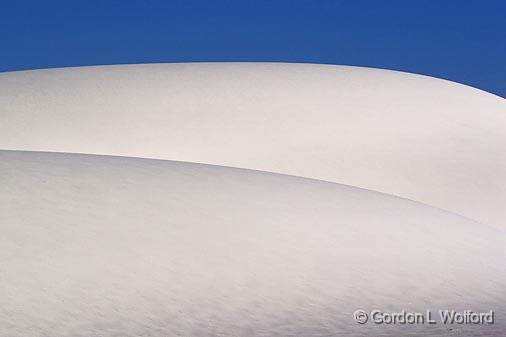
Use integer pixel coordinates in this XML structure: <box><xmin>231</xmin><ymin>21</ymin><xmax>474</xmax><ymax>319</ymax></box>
<box><xmin>1</xmin><ymin>63</ymin><xmax>505</xmax><ymax>228</ymax></box>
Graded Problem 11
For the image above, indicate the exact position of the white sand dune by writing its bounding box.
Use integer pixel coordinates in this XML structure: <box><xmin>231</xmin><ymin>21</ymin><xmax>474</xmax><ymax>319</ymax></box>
<box><xmin>1</xmin><ymin>63</ymin><xmax>504</xmax><ymax>228</ymax></box>
<box><xmin>1</xmin><ymin>63</ymin><xmax>505</xmax><ymax>336</ymax></box>
<box><xmin>1</xmin><ymin>150</ymin><xmax>506</xmax><ymax>337</ymax></box>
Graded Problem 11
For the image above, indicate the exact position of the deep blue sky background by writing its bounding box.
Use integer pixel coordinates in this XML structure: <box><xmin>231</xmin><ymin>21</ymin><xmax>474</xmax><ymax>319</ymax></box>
<box><xmin>1</xmin><ymin>0</ymin><xmax>505</xmax><ymax>97</ymax></box>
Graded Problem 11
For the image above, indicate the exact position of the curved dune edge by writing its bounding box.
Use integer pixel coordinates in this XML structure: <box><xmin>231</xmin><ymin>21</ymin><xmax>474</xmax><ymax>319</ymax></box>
<box><xmin>0</xmin><ymin>148</ymin><xmax>491</xmax><ymax>227</ymax></box>
<box><xmin>1</xmin><ymin>62</ymin><xmax>505</xmax><ymax>228</ymax></box>
<box><xmin>2</xmin><ymin>150</ymin><xmax>506</xmax><ymax>337</ymax></box>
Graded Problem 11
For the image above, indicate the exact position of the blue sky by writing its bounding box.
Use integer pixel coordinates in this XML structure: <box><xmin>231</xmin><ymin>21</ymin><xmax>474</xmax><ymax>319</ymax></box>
<box><xmin>1</xmin><ymin>0</ymin><xmax>505</xmax><ymax>97</ymax></box>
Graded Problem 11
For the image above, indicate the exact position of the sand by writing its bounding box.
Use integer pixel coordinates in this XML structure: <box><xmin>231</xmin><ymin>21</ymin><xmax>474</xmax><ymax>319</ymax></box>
<box><xmin>2</xmin><ymin>150</ymin><xmax>506</xmax><ymax>336</ymax></box>
<box><xmin>1</xmin><ymin>63</ymin><xmax>505</xmax><ymax>228</ymax></box>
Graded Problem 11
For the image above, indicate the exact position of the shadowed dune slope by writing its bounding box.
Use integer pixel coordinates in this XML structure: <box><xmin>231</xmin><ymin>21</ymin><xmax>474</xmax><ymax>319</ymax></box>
<box><xmin>1</xmin><ymin>150</ymin><xmax>506</xmax><ymax>336</ymax></box>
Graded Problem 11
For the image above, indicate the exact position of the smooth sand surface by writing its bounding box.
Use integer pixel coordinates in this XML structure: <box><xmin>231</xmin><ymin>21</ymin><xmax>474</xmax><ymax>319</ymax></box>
<box><xmin>1</xmin><ymin>63</ymin><xmax>505</xmax><ymax>228</ymax></box>
<box><xmin>1</xmin><ymin>150</ymin><xmax>506</xmax><ymax>336</ymax></box>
